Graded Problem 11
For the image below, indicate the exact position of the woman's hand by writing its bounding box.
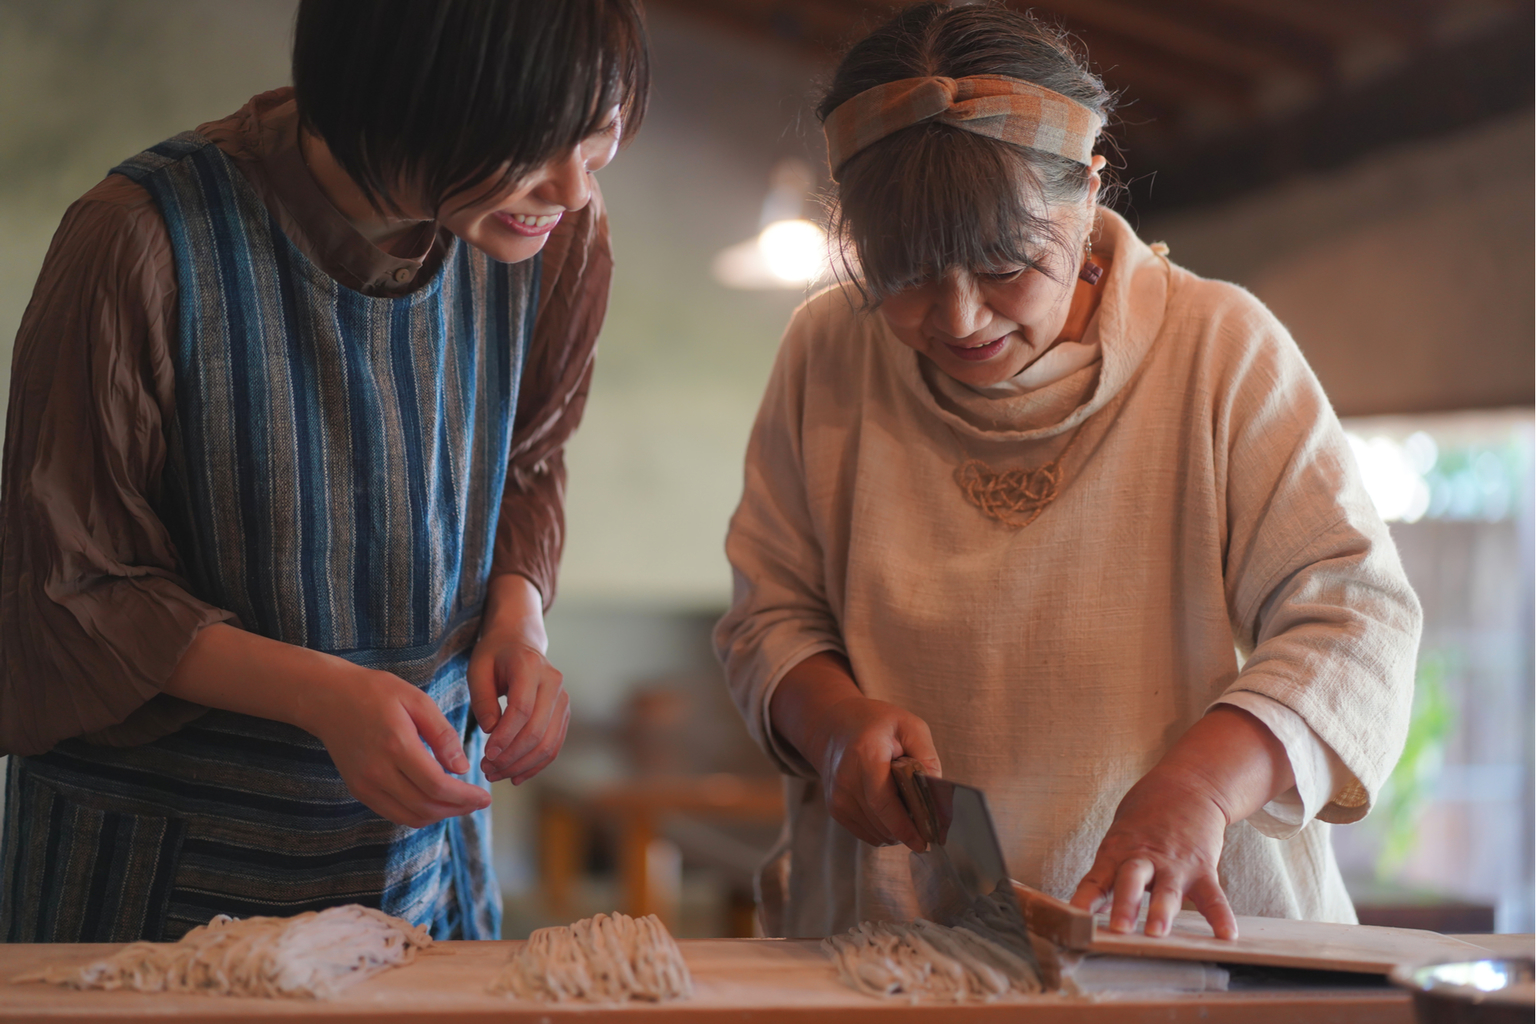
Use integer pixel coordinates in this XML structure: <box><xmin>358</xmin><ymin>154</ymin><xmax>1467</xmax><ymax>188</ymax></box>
<box><xmin>467</xmin><ymin>574</ymin><xmax>571</xmax><ymax>785</ymax></box>
<box><xmin>468</xmin><ymin>637</ymin><xmax>569</xmax><ymax>784</ymax></box>
<box><xmin>306</xmin><ymin>668</ymin><xmax>493</xmax><ymax>828</ymax></box>
<box><xmin>769</xmin><ymin>652</ymin><xmax>940</xmax><ymax>850</ymax></box>
<box><xmin>162</xmin><ymin>621</ymin><xmax>491</xmax><ymax>829</ymax></box>
<box><xmin>1070</xmin><ymin>764</ymin><xmax>1236</xmax><ymax>939</ymax></box>
<box><xmin>1070</xmin><ymin>705</ymin><xmax>1294</xmax><ymax>940</ymax></box>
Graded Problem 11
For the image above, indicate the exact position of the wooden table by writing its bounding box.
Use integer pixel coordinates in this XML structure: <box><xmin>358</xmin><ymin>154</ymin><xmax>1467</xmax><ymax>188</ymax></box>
<box><xmin>6</xmin><ymin>934</ymin><xmax>1526</xmax><ymax>1024</ymax></box>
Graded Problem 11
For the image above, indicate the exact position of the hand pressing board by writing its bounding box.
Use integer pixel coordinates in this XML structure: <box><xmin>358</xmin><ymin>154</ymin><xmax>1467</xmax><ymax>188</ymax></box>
<box><xmin>1010</xmin><ymin>880</ymin><xmax>1486</xmax><ymax>974</ymax></box>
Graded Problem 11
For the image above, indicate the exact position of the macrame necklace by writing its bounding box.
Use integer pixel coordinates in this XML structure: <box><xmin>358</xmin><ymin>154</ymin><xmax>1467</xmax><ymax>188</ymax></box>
<box><xmin>952</xmin><ymin>424</ymin><xmax>1084</xmax><ymax>529</ymax></box>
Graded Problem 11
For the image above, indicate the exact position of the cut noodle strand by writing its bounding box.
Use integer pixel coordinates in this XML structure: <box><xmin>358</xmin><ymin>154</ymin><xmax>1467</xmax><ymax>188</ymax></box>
<box><xmin>822</xmin><ymin>918</ymin><xmax>1043</xmax><ymax>1003</ymax></box>
<box><xmin>491</xmin><ymin>911</ymin><xmax>692</xmax><ymax>1003</ymax></box>
<box><xmin>12</xmin><ymin>904</ymin><xmax>430</xmax><ymax>1000</ymax></box>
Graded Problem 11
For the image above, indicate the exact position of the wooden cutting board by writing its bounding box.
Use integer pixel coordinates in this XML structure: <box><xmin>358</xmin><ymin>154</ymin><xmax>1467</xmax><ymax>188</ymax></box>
<box><xmin>1012</xmin><ymin>881</ymin><xmax>1490</xmax><ymax>974</ymax></box>
<box><xmin>0</xmin><ymin>936</ymin><xmax>1415</xmax><ymax>1023</ymax></box>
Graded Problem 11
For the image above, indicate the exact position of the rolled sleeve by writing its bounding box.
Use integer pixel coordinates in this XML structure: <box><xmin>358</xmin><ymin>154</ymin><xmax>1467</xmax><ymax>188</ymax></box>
<box><xmin>490</xmin><ymin>189</ymin><xmax>609</xmax><ymax>609</ymax></box>
<box><xmin>1214</xmin><ymin>691</ymin><xmax>1356</xmax><ymax>838</ymax></box>
<box><xmin>0</xmin><ymin>179</ymin><xmax>237</xmax><ymax>756</ymax></box>
<box><xmin>714</xmin><ymin>306</ymin><xmax>846</xmax><ymax>778</ymax></box>
<box><xmin>1215</xmin><ymin>302</ymin><xmax>1420</xmax><ymax>822</ymax></box>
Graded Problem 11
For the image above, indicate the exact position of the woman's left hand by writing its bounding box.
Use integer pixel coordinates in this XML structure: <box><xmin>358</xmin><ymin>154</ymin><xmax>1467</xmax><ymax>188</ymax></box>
<box><xmin>1069</xmin><ymin>705</ymin><xmax>1295</xmax><ymax>941</ymax></box>
<box><xmin>1069</xmin><ymin>765</ymin><xmax>1237</xmax><ymax>939</ymax></box>
<box><xmin>468</xmin><ymin>574</ymin><xmax>571</xmax><ymax>785</ymax></box>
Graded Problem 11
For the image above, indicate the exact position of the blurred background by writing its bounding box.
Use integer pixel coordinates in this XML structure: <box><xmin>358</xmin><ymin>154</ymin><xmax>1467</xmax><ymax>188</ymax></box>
<box><xmin>0</xmin><ymin>0</ymin><xmax>1530</xmax><ymax>936</ymax></box>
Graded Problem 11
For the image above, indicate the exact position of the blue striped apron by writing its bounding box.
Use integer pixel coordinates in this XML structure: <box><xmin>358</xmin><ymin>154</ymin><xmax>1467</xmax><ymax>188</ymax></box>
<box><xmin>1</xmin><ymin>133</ymin><xmax>536</xmax><ymax>942</ymax></box>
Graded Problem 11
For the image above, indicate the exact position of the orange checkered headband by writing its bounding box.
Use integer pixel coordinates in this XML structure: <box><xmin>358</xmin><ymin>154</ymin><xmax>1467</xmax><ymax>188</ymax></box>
<box><xmin>824</xmin><ymin>74</ymin><xmax>1103</xmax><ymax>180</ymax></box>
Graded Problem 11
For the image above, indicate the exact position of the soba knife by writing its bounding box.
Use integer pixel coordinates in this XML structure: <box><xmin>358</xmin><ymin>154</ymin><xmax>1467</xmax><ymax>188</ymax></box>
<box><xmin>890</xmin><ymin>756</ymin><xmax>1042</xmax><ymax>971</ymax></box>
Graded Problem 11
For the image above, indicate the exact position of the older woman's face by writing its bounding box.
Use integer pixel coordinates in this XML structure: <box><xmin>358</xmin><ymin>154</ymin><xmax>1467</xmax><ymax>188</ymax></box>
<box><xmin>878</xmin><ymin>160</ymin><xmax>1103</xmax><ymax>389</ymax></box>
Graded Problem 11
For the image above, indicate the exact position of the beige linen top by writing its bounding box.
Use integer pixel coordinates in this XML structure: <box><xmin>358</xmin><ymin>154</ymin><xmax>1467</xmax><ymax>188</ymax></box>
<box><xmin>0</xmin><ymin>89</ymin><xmax>610</xmax><ymax>756</ymax></box>
<box><xmin>959</xmin><ymin>332</ymin><xmax>1352</xmax><ymax>837</ymax></box>
<box><xmin>716</xmin><ymin>209</ymin><xmax>1421</xmax><ymax>935</ymax></box>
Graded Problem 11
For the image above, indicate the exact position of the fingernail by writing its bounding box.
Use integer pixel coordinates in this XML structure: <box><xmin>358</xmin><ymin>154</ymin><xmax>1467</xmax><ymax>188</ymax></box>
<box><xmin>485</xmin><ymin>743</ymin><xmax>502</xmax><ymax>759</ymax></box>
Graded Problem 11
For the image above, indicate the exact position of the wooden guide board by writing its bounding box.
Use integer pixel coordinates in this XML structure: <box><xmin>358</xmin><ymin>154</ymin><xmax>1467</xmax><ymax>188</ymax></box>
<box><xmin>1085</xmin><ymin>910</ymin><xmax>1488</xmax><ymax>972</ymax></box>
<box><xmin>1010</xmin><ymin>881</ymin><xmax>1493</xmax><ymax>973</ymax></box>
<box><xmin>0</xmin><ymin>935</ymin><xmax>1440</xmax><ymax>1024</ymax></box>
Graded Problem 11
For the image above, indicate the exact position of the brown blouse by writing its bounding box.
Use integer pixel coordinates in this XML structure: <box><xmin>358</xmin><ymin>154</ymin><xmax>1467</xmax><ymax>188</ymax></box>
<box><xmin>0</xmin><ymin>90</ymin><xmax>609</xmax><ymax>755</ymax></box>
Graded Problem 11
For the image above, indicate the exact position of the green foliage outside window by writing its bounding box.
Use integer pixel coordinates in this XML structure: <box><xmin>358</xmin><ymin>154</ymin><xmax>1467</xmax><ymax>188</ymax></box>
<box><xmin>1373</xmin><ymin>649</ymin><xmax>1456</xmax><ymax>880</ymax></box>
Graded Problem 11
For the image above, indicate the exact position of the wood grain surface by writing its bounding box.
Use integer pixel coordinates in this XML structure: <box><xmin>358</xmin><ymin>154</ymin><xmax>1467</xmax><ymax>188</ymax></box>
<box><xmin>1010</xmin><ymin>879</ymin><xmax>1492</xmax><ymax>973</ymax></box>
<box><xmin>1</xmin><ymin>936</ymin><xmax>1417</xmax><ymax>1024</ymax></box>
<box><xmin>1085</xmin><ymin>910</ymin><xmax>1491</xmax><ymax>973</ymax></box>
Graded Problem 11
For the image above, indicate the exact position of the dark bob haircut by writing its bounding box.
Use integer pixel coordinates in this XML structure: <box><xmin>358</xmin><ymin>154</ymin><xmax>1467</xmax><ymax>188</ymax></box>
<box><xmin>819</xmin><ymin>2</ymin><xmax>1115</xmax><ymax>306</ymax></box>
<box><xmin>293</xmin><ymin>0</ymin><xmax>649</xmax><ymax>215</ymax></box>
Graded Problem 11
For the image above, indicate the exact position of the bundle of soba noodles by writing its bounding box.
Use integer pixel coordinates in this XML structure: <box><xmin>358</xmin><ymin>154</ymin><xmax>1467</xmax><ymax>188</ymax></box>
<box><xmin>490</xmin><ymin>911</ymin><xmax>692</xmax><ymax>1003</ymax></box>
<box><xmin>822</xmin><ymin>918</ymin><xmax>1043</xmax><ymax>1003</ymax></box>
<box><xmin>13</xmin><ymin>904</ymin><xmax>431</xmax><ymax>999</ymax></box>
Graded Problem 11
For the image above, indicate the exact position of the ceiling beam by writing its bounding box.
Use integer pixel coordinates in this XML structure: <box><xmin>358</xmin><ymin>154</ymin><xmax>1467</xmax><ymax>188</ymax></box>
<box><xmin>1026</xmin><ymin>0</ymin><xmax>1332</xmax><ymax>81</ymax></box>
<box><xmin>1073</xmin><ymin>29</ymin><xmax>1259</xmax><ymax>110</ymax></box>
<box><xmin>644</xmin><ymin>0</ymin><xmax>895</xmax><ymax>61</ymax></box>
<box><xmin>1119</xmin><ymin>3</ymin><xmax>1534</xmax><ymax>215</ymax></box>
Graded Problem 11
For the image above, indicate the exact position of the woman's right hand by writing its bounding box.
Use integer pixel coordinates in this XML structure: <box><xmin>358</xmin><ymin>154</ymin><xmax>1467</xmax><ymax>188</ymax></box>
<box><xmin>770</xmin><ymin>652</ymin><xmax>941</xmax><ymax>850</ymax></box>
<box><xmin>162</xmin><ymin>623</ymin><xmax>491</xmax><ymax>829</ymax></box>
<box><xmin>305</xmin><ymin>668</ymin><xmax>493</xmax><ymax>829</ymax></box>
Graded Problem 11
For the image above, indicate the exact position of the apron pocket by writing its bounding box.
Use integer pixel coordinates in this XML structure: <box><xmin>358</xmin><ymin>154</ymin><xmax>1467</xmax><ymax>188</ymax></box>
<box><xmin>2</xmin><ymin>765</ymin><xmax>186</xmax><ymax>942</ymax></box>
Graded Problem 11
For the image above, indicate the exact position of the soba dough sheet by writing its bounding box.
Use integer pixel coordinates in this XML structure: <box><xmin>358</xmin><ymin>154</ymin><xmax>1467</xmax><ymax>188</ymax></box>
<box><xmin>491</xmin><ymin>911</ymin><xmax>692</xmax><ymax>1003</ymax></box>
<box><xmin>12</xmin><ymin>904</ymin><xmax>431</xmax><ymax>999</ymax></box>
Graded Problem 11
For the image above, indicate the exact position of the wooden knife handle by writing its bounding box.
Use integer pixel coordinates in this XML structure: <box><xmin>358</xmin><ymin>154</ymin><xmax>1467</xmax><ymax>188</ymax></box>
<box><xmin>890</xmin><ymin>756</ymin><xmax>938</xmax><ymax>845</ymax></box>
<box><xmin>1010</xmin><ymin>879</ymin><xmax>1096</xmax><ymax>950</ymax></box>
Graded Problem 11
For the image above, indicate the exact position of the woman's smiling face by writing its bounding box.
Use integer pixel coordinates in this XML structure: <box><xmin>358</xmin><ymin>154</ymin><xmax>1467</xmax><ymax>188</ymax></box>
<box><xmin>428</xmin><ymin>109</ymin><xmax>622</xmax><ymax>264</ymax></box>
<box><xmin>876</xmin><ymin>156</ymin><xmax>1103</xmax><ymax>389</ymax></box>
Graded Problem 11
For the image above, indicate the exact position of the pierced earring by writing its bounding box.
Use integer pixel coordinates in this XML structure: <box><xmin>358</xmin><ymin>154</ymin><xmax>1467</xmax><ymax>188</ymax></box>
<box><xmin>1078</xmin><ymin>237</ymin><xmax>1103</xmax><ymax>285</ymax></box>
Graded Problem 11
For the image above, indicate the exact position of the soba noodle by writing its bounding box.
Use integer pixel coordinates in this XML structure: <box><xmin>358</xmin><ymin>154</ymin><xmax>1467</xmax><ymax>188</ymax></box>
<box><xmin>490</xmin><ymin>911</ymin><xmax>692</xmax><ymax>1003</ymax></box>
<box><xmin>822</xmin><ymin>918</ymin><xmax>1043</xmax><ymax>1003</ymax></box>
<box><xmin>12</xmin><ymin>904</ymin><xmax>431</xmax><ymax>999</ymax></box>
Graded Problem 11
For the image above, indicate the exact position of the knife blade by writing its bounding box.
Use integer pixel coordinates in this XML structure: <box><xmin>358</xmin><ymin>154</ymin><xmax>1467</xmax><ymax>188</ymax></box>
<box><xmin>890</xmin><ymin>756</ymin><xmax>1041</xmax><ymax>971</ymax></box>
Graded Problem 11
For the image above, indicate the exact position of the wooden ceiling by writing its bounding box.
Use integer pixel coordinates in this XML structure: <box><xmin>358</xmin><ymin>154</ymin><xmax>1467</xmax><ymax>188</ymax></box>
<box><xmin>646</xmin><ymin>0</ymin><xmax>1534</xmax><ymax>213</ymax></box>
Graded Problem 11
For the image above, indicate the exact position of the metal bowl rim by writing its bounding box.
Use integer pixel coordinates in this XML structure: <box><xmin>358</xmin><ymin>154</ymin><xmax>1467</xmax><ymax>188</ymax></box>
<box><xmin>1388</xmin><ymin>957</ymin><xmax>1535</xmax><ymax>1007</ymax></box>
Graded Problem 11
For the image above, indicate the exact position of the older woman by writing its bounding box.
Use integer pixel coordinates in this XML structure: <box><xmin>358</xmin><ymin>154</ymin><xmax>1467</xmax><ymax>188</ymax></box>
<box><xmin>716</xmin><ymin>2</ymin><xmax>1419</xmax><ymax>940</ymax></box>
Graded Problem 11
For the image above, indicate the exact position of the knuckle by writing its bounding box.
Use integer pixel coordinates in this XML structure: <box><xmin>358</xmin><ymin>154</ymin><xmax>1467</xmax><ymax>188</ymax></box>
<box><xmin>522</xmin><ymin>752</ymin><xmax>555</xmax><ymax>775</ymax></box>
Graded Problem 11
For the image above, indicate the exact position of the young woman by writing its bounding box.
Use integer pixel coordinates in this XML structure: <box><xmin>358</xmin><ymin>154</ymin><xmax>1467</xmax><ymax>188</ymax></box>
<box><xmin>0</xmin><ymin>0</ymin><xmax>647</xmax><ymax>942</ymax></box>
<box><xmin>717</xmin><ymin>3</ymin><xmax>1420</xmax><ymax>940</ymax></box>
